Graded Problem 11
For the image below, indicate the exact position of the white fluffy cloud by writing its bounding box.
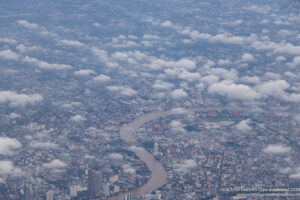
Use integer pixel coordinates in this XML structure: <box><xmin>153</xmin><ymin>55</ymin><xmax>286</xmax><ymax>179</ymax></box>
<box><xmin>106</xmin><ymin>86</ymin><xmax>137</xmax><ymax>96</ymax></box>
<box><xmin>152</xmin><ymin>80</ymin><xmax>174</xmax><ymax>90</ymax></box>
<box><xmin>208</xmin><ymin>81</ymin><xmax>259</xmax><ymax>101</ymax></box>
<box><xmin>170</xmin><ymin>89</ymin><xmax>188</xmax><ymax>99</ymax></box>
<box><xmin>241</xmin><ymin>53</ymin><xmax>255</xmax><ymax>62</ymax></box>
<box><xmin>240</xmin><ymin>76</ymin><xmax>261</xmax><ymax>84</ymax></box>
<box><xmin>255</xmin><ymin>80</ymin><xmax>289</xmax><ymax>97</ymax></box>
<box><xmin>0</xmin><ymin>50</ymin><xmax>19</xmax><ymax>60</ymax></box>
<box><xmin>263</xmin><ymin>144</ymin><xmax>291</xmax><ymax>154</ymax></box>
<box><xmin>170</xmin><ymin>120</ymin><xmax>185</xmax><ymax>133</ymax></box>
<box><xmin>17</xmin><ymin>20</ymin><xmax>39</xmax><ymax>29</ymax></box>
<box><xmin>0</xmin><ymin>137</ymin><xmax>22</xmax><ymax>155</ymax></box>
<box><xmin>236</xmin><ymin>119</ymin><xmax>251</xmax><ymax>132</ymax></box>
<box><xmin>70</xmin><ymin>115</ymin><xmax>86</xmax><ymax>122</ymax></box>
<box><xmin>58</xmin><ymin>39</ymin><xmax>84</xmax><ymax>47</ymax></box>
<box><xmin>0</xmin><ymin>38</ymin><xmax>17</xmax><ymax>44</ymax></box>
<box><xmin>43</xmin><ymin>159</ymin><xmax>66</xmax><ymax>169</ymax></box>
<box><xmin>0</xmin><ymin>161</ymin><xmax>15</xmax><ymax>175</ymax></box>
<box><xmin>74</xmin><ymin>69</ymin><xmax>96</xmax><ymax>76</ymax></box>
<box><xmin>93</xmin><ymin>74</ymin><xmax>111</xmax><ymax>82</ymax></box>
<box><xmin>109</xmin><ymin>153</ymin><xmax>123</xmax><ymax>160</ymax></box>
<box><xmin>160</xmin><ymin>20</ymin><xmax>173</xmax><ymax>27</ymax></box>
<box><xmin>91</xmin><ymin>47</ymin><xmax>109</xmax><ymax>62</ymax></box>
<box><xmin>177</xmin><ymin>70</ymin><xmax>201</xmax><ymax>81</ymax></box>
<box><xmin>23</xmin><ymin>56</ymin><xmax>72</xmax><ymax>70</ymax></box>
<box><xmin>0</xmin><ymin>91</ymin><xmax>43</xmax><ymax>107</ymax></box>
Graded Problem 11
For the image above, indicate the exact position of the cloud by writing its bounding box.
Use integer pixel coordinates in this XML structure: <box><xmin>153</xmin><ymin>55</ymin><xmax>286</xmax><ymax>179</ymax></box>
<box><xmin>170</xmin><ymin>89</ymin><xmax>188</xmax><ymax>99</ymax></box>
<box><xmin>240</xmin><ymin>76</ymin><xmax>261</xmax><ymax>84</ymax></box>
<box><xmin>209</xmin><ymin>68</ymin><xmax>238</xmax><ymax>81</ymax></box>
<box><xmin>231</xmin><ymin>19</ymin><xmax>243</xmax><ymax>25</ymax></box>
<box><xmin>264</xmin><ymin>72</ymin><xmax>281</xmax><ymax>80</ymax></box>
<box><xmin>160</xmin><ymin>20</ymin><xmax>173</xmax><ymax>27</ymax></box>
<box><xmin>290</xmin><ymin>167</ymin><xmax>300</xmax><ymax>179</ymax></box>
<box><xmin>91</xmin><ymin>47</ymin><xmax>109</xmax><ymax>62</ymax></box>
<box><xmin>17</xmin><ymin>20</ymin><xmax>39</xmax><ymax>29</ymax></box>
<box><xmin>188</xmin><ymin>31</ymin><xmax>256</xmax><ymax>45</ymax></box>
<box><xmin>111</xmin><ymin>52</ymin><xmax>129</xmax><ymax>61</ymax></box>
<box><xmin>263</xmin><ymin>144</ymin><xmax>291</xmax><ymax>154</ymax></box>
<box><xmin>255</xmin><ymin>80</ymin><xmax>289</xmax><ymax>98</ymax></box>
<box><xmin>236</xmin><ymin>119</ymin><xmax>251</xmax><ymax>132</ymax></box>
<box><xmin>208</xmin><ymin>81</ymin><xmax>259</xmax><ymax>101</ymax></box>
<box><xmin>0</xmin><ymin>137</ymin><xmax>22</xmax><ymax>155</ymax></box>
<box><xmin>244</xmin><ymin>5</ymin><xmax>271</xmax><ymax>13</ymax></box>
<box><xmin>74</xmin><ymin>69</ymin><xmax>96</xmax><ymax>76</ymax></box>
<box><xmin>9</xmin><ymin>112</ymin><xmax>21</xmax><ymax>119</ymax></box>
<box><xmin>93</xmin><ymin>22</ymin><xmax>101</xmax><ymax>27</ymax></box>
<box><xmin>201</xmin><ymin>75</ymin><xmax>220</xmax><ymax>85</ymax></box>
<box><xmin>275</xmin><ymin>56</ymin><xmax>286</xmax><ymax>62</ymax></box>
<box><xmin>58</xmin><ymin>39</ymin><xmax>85</xmax><ymax>47</ymax></box>
<box><xmin>43</xmin><ymin>159</ymin><xmax>66</xmax><ymax>169</ymax></box>
<box><xmin>109</xmin><ymin>153</ymin><xmax>123</xmax><ymax>160</ymax></box>
<box><xmin>288</xmin><ymin>56</ymin><xmax>300</xmax><ymax>67</ymax></box>
<box><xmin>0</xmin><ymin>161</ymin><xmax>15</xmax><ymax>175</ymax></box>
<box><xmin>0</xmin><ymin>38</ymin><xmax>17</xmax><ymax>44</ymax></box>
<box><xmin>177</xmin><ymin>70</ymin><xmax>201</xmax><ymax>82</ymax></box>
<box><xmin>0</xmin><ymin>91</ymin><xmax>43</xmax><ymax>107</ymax></box>
<box><xmin>174</xmin><ymin>58</ymin><xmax>196</xmax><ymax>70</ymax></box>
<box><xmin>93</xmin><ymin>74</ymin><xmax>111</xmax><ymax>82</ymax></box>
<box><xmin>218</xmin><ymin>59</ymin><xmax>231</xmax><ymax>66</ymax></box>
<box><xmin>241</xmin><ymin>53</ymin><xmax>255</xmax><ymax>62</ymax></box>
<box><xmin>152</xmin><ymin>80</ymin><xmax>174</xmax><ymax>90</ymax></box>
<box><xmin>106</xmin><ymin>86</ymin><xmax>137</xmax><ymax>96</ymax></box>
<box><xmin>273</xmin><ymin>43</ymin><xmax>300</xmax><ymax>56</ymax></box>
<box><xmin>23</xmin><ymin>56</ymin><xmax>72</xmax><ymax>70</ymax></box>
<box><xmin>70</xmin><ymin>115</ymin><xmax>86</xmax><ymax>122</ymax></box>
<box><xmin>29</xmin><ymin>141</ymin><xmax>58</xmax><ymax>149</ymax></box>
<box><xmin>0</xmin><ymin>50</ymin><xmax>19</xmax><ymax>60</ymax></box>
<box><xmin>170</xmin><ymin>120</ymin><xmax>185</xmax><ymax>133</ymax></box>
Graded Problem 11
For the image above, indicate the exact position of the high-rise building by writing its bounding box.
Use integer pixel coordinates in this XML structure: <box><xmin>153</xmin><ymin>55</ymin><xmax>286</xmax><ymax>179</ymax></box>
<box><xmin>154</xmin><ymin>142</ymin><xmax>159</xmax><ymax>155</ymax></box>
<box><xmin>46</xmin><ymin>191</ymin><xmax>54</xmax><ymax>200</ymax></box>
<box><xmin>123</xmin><ymin>194</ymin><xmax>132</xmax><ymax>200</ymax></box>
<box><xmin>70</xmin><ymin>185</ymin><xmax>77</xmax><ymax>197</ymax></box>
<box><xmin>24</xmin><ymin>183</ymin><xmax>32</xmax><ymax>200</ymax></box>
<box><xmin>88</xmin><ymin>169</ymin><xmax>102</xmax><ymax>197</ymax></box>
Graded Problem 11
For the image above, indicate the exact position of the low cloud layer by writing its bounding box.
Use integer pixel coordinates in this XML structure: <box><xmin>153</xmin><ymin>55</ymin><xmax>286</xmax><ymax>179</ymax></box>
<box><xmin>263</xmin><ymin>144</ymin><xmax>291</xmax><ymax>154</ymax></box>
<box><xmin>236</xmin><ymin>119</ymin><xmax>251</xmax><ymax>132</ymax></box>
<box><xmin>23</xmin><ymin>56</ymin><xmax>72</xmax><ymax>70</ymax></box>
<box><xmin>0</xmin><ymin>91</ymin><xmax>43</xmax><ymax>107</ymax></box>
<box><xmin>74</xmin><ymin>69</ymin><xmax>96</xmax><ymax>76</ymax></box>
<box><xmin>70</xmin><ymin>115</ymin><xmax>86</xmax><ymax>123</ymax></box>
<box><xmin>109</xmin><ymin>153</ymin><xmax>123</xmax><ymax>160</ymax></box>
<box><xmin>43</xmin><ymin>159</ymin><xmax>66</xmax><ymax>169</ymax></box>
<box><xmin>0</xmin><ymin>137</ymin><xmax>22</xmax><ymax>155</ymax></box>
<box><xmin>106</xmin><ymin>86</ymin><xmax>137</xmax><ymax>96</ymax></box>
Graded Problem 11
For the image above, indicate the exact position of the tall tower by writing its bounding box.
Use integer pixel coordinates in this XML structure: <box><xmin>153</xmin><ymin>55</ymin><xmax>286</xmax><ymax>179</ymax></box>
<box><xmin>88</xmin><ymin>169</ymin><xmax>95</xmax><ymax>197</ymax></box>
<box><xmin>24</xmin><ymin>183</ymin><xmax>32</xmax><ymax>200</ymax></box>
<box><xmin>88</xmin><ymin>169</ymin><xmax>102</xmax><ymax>197</ymax></box>
<box><xmin>124</xmin><ymin>194</ymin><xmax>132</xmax><ymax>200</ymax></box>
<box><xmin>46</xmin><ymin>191</ymin><xmax>54</xmax><ymax>200</ymax></box>
<box><xmin>154</xmin><ymin>142</ymin><xmax>159</xmax><ymax>155</ymax></box>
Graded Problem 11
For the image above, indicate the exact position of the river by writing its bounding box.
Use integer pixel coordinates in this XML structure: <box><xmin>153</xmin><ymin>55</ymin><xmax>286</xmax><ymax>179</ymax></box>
<box><xmin>107</xmin><ymin>106</ymin><xmax>246</xmax><ymax>200</ymax></box>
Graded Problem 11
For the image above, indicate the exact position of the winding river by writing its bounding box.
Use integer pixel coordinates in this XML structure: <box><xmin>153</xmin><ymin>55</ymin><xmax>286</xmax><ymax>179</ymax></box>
<box><xmin>107</xmin><ymin>106</ymin><xmax>245</xmax><ymax>200</ymax></box>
